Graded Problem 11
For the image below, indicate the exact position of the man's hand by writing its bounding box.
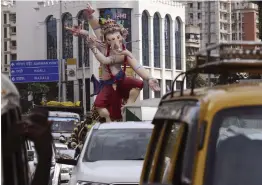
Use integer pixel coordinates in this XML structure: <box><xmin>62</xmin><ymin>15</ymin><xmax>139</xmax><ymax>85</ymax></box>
<box><xmin>149</xmin><ymin>78</ymin><xmax>161</xmax><ymax>91</ymax></box>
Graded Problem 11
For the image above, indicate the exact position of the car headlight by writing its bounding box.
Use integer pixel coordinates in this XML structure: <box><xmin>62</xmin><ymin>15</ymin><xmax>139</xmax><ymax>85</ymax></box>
<box><xmin>77</xmin><ymin>182</ymin><xmax>109</xmax><ymax>185</ymax></box>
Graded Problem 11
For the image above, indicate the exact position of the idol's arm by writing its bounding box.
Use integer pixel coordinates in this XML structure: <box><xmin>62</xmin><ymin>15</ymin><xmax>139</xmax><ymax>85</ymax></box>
<box><xmin>127</xmin><ymin>56</ymin><xmax>152</xmax><ymax>80</ymax></box>
<box><xmin>79</xmin><ymin>30</ymin><xmax>104</xmax><ymax>51</ymax></box>
<box><xmin>120</xmin><ymin>50</ymin><xmax>152</xmax><ymax>80</ymax></box>
<box><xmin>90</xmin><ymin>46</ymin><xmax>124</xmax><ymax>65</ymax></box>
<box><xmin>87</xmin><ymin>15</ymin><xmax>102</xmax><ymax>41</ymax></box>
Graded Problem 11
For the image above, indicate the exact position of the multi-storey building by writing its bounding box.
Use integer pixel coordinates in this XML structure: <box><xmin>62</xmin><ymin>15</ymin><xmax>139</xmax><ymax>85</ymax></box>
<box><xmin>185</xmin><ymin>25</ymin><xmax>201</xmax><ymax>62</ymax></box>
<box><xmin>185</xmin><ymin>1</ymin><xmax>260</xmax><ymax>52</ymax></box>
<box><xmin>185</xmin><ymin>25</ymin><xmax>209</xmax><ymax>86</ymax></box>
<box><xmin>186</xmin><ymin>1</ymin><xmax>232</xmax><ymax>54</ymax></box>
<box><xmin>9</xmin><ymin>0</ymin><xmax>186</xmax><ymax>110</ymax></box>
<box><xmin>231</xmin><ymin>2</ymin><xmax>260</xmax><ymax>41</ymax></box>
<box><xmin>1</xmin><ymin>0</ymin><xmax>17</xmax><ymax>76</ymax></box>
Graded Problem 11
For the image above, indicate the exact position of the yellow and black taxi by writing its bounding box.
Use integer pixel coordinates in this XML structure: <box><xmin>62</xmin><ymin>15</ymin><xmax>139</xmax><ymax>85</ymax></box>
<box><xmin>140</xmin><ymin>41</ymin><xmax>262</xmax><ymax>185</ymax></box>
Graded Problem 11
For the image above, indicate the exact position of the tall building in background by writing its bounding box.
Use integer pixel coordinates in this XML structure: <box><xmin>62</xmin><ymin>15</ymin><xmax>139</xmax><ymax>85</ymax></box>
<box><xmin>186</xmin><ymin>1</ymin><xmax>232</xmax><ymax>53</ymax></box>
<box><xmin>231</xmin><ymin>2</ymin><xmax>260</xmax><ymax>41</ymax></box>
<box><xmin>1</xmin><ymin>0</ymin><xmax>17</xmax><ymax>76</ymax></box>
<box><xmin>185</xmin><ymin>0</ymin><xmax>260</xmax><ymax>52</ymax></box>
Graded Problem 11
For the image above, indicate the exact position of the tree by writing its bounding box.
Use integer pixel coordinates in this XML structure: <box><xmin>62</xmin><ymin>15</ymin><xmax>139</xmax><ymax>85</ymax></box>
<box><xmin>20</xmin><ymin>83</ymin><xmax>50</xmax><ymax>105</ymax></box>
<box><xmin>186</xmin><ymin>56</ymin><xmax>207</xmax><ymax>89</ymax></box>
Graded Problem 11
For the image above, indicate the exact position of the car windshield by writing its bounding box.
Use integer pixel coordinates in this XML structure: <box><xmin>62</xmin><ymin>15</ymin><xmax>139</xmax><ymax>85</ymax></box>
<box><xmin>84</xmin><ymin>129</ymin><xmax>152</xmax><ymax>162</ymax></box>
<box><xmin>213</xmin><ymin>106</ymin><xmax>262</xmax><ymax>185</ymax></box>
<box><xmin>49</xmin><ymin>117</ymin><xmax>78</xmax><ymax>132</ymax></box>
<box><xmin>55</xmin><ymin>147</ymin><xmax>75</xmax><ymax>159</ymax></box>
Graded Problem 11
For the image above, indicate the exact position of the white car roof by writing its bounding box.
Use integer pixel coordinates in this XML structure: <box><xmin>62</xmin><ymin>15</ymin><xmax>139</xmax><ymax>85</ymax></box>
<box><xmin>54</xmin><ymin>143</ymin><xmax>68</xmax><ymax>149</ymax></box>
<box><xmin>95</xmin><ymin>121</ymin><xmax>154</xmax><ymax>130</ymax></box>
<box><xmin>49</xmin><ymin>111</ymin><xmax>80</xmax><ymax>118</ymax></box>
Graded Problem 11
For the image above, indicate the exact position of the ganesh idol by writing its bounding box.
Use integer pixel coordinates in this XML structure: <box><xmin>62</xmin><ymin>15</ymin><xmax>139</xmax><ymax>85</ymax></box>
<box><xmin>66</xmin><ymin>3</ymin><xmax>160</xmax><ymax>122</ymax></box>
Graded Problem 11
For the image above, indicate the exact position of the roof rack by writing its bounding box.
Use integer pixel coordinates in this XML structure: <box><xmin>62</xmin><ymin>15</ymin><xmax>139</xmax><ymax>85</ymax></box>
<box><xmin>171</xmin><ymin>41</ymin><xmax>262</xmax><ymax>98</ymax></box>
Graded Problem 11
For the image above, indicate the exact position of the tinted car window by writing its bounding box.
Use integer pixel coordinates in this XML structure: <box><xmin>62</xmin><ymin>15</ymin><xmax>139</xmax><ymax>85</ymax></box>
<box><xmin>49</xmin><ymin>117</ymin><xmax>78</xmax><ymax>132</ymax></box>
<box><xmin>84</xmin><ymin>129</ymin><xmax>152</xmax><ymax>161</ymax></box>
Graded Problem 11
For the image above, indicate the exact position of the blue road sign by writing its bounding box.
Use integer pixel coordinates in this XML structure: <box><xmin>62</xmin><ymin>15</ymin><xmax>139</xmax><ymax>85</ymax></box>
<box><xmin>10</xmin><ymin>60</ymin><xmax>59</xmax><ymax>83</ymax></box>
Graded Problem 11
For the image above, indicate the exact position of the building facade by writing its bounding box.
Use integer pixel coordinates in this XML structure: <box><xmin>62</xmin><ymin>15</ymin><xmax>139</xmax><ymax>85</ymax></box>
<box><xmin>231</xmin><ymin>2</ymin><xmax>260</xmax><ymax>42</ymax></box>
<box><xmin>185</xmin><ymin>0</ymin><xmax>260</xmax><ymax>53</ymax></box>
<box><xmin>1</xmin><ymin>1</ymin><xmax>17</xmax><ymax>76</ymax></box>
<box><xmin>3</xmin><ymin>0</ymin><xmax>186</xmax><ymax>110</ymax></box>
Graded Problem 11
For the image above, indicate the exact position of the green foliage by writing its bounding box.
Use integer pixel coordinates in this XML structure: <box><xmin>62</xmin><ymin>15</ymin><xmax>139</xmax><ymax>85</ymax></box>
<box><xmin>186</xmin><ymin>58</ymin><xmax>207</xmax><ymax>89</ymax></box>
<box><xmin>28</xmin><ymin>83</ymin><xmax>50</xmax><ymax>94</ymax></box>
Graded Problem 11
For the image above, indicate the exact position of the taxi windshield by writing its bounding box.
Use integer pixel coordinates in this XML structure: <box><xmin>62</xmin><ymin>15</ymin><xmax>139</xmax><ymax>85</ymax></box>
<box><xmin>49</xmin><ymin>117</ymin><xmax>78</xmax><ymax>132</ymax></box>
<box><xmin>212</xmin><ymin>106</ymin><xmax>262</xmax><ymax>185</ymax></box>
<box><xmin>84</xmin><ymin>129</ymin><xmax>152</xmax><ymax>162</ymax></box>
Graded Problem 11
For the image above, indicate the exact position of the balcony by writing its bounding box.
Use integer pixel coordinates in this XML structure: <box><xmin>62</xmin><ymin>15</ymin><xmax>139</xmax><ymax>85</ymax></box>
<box><xmin>10</xmin><ymin>31</ymin><xmax>16</xmax><ymax>36</ymax></box>
<box><xmin>10</xmin><ymin>19</ymin><xmax>16</xmax><ymax>26</ymax></box>
<box><xmin>10</xmin><ymin>46</ymin><xmax>17</xmax><ymax>53</ymax></box>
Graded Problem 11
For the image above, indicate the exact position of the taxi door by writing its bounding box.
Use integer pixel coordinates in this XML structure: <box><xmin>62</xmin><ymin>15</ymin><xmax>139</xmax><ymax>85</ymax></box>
<box><xmin>140</xmin><ymin>101</ymin><xmax>200</xmax><ymax>185</ymax></box>
<box><xmin>140</xmin><ymin>120</ymin><xmax>186</xmax><ymax>184</ymax></box>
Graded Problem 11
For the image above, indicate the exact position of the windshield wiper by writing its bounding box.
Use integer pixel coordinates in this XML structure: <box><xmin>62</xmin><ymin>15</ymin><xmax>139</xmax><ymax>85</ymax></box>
<box><xmin>124</xmin><ymin>158</ymin><xmax>144</xmax><ymax>160</ymax></box>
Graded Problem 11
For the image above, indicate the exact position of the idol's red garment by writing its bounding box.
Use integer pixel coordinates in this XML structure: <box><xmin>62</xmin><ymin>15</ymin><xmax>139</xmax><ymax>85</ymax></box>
<box><xmin>94</xmin><ymin>77</ymin><xmax>143</xmax><ymax>120</ymax></box>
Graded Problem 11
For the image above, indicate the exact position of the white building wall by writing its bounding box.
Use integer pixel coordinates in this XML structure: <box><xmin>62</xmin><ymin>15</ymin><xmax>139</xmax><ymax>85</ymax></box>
<box><xmin>13</xmin><ymin>0</ymin><xmax>186</xmax><ymax>105</ymax></box>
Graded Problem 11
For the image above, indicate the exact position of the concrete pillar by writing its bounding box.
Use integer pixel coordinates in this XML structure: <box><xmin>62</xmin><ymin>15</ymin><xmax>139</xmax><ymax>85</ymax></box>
<box><xmin>148</xmin><ymin>15</ymin><xmax>154</xmax><ymax>99</ymax></box>
<box><xmin>72</xmin><ymin>18</ymin><xmax>79</xmax><ymax>102</ymax></box>
<box><xmin>88</xmin><ymin>23</ymin><xmax>96</xmax><ymax>108</ymax></box>
<box><xmin>181</xmin><ymin>21</ymin><xmax>186</xmax><ymax>89</ymax></box>
<box><xmin>160</xmin><ymin>17</ymin><xmax>166</xmax><ymax>96</ymax></box>
<box><xmin>171</xmin><ymin>19</ymin><xmax>176</xmax><ymax>79</ymax></box>
<box><xmin>172</xmin><ymin>19</ymin><xmax>177</xmax><ymax>92</ymax></box>
<box><xmin>133</xmin><ymin>12</ymin><xmax>143</xmax><ymax>100</ymax></box>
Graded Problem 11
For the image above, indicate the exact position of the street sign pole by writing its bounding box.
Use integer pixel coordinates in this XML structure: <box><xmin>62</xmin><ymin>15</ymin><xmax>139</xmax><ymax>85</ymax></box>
<box><xmin>82</xmin><ymin>20</ymin><xmax>87</xmax><ymax>117</ymax></box>
<box><xmin>58</xmin><ymin>0</ymin><xmax>62</xmax><ymax>102</ymax></box>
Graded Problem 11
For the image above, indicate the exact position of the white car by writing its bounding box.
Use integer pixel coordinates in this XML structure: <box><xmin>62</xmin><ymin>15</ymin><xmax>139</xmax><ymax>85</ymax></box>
<box><xmin>58</xmin><ymin>121</ymin><xmax>153</xmax><ymax>185</ymax></box>
<box><xmin>53</xmin><ymin>142</ymin><xmax>75</xmax><ymax>185</ymax></box>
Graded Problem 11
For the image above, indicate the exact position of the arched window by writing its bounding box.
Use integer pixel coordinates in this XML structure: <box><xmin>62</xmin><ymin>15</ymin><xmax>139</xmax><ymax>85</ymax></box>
<box><xmin>62</xmin><ymin>13</ymin><xmax>73</xmax><ymax>101</ymax></box>
<box><xmin>78</xmin><ymin>10</ymin><xmax>89</xmax><ymax>67</ymax></box>
<box><xmin>46</xmin><ymin>15</ymin><xmax>57</xmax><ymax>59</ymax></box>
<box><xmin>153</xmin><ymin>13</ymin><xmax>160</xmax><ymax>68</ymax></box>
<box><xmin>142</xmin><ymin>11</ymin><xmax>149</xmax><ymax>66</ymax></box>
<box><xmin>164</xmin><ymin>15</ymin><xmax>171</xmax><ymax>69</ymax></box>
<box><xmin>62</xmin><ymin>13</ymin><xmax>73</xmax><ymax>59</ymax></box>
<box><xmin>46</xmin><ymin>15</ymin><xmax>58</xmax><ymax>101</ymax></box>
<box><xmin>175</xmin><ymin>17</ymin><xmax>182</xmax><ymax>70</ymax></box>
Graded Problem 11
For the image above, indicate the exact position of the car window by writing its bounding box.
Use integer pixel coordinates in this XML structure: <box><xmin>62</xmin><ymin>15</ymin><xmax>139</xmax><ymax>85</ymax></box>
<box><xmin>212</xmin><ymin>106</ymin><xmax>262</xmax><ymax>185</ymax></box>
<box><xmin>57</xmin><ymin>149</ymin><xmax>75</xmax><ymax>159</ymax></box>
<box><xmin>84</xmin><ymin>129</ymin><xmax>152</xmax><ymax>161</ymax></box>
<box><xmin>49</xmin><ymin>117</ymin><xmax>78</xmax><ymax>132</ymax></box>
